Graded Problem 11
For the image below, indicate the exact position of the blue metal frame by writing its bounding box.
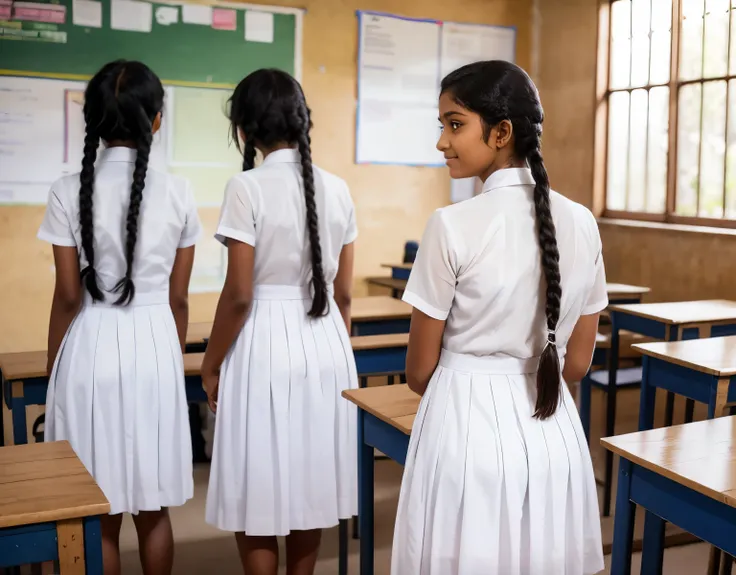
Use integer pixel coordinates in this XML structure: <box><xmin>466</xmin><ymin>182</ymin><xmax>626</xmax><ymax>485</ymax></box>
<box><xmin>388</xmin><ymin>267</ymin><xmax>411</xmax><ymax>281</ymax></box>
<box><xmin>353</xmin><ymin>346</ymin><xmax>407</xmax><ymax>377</ymax></box>
<box><xmin>611</xmin><ymin>457</ymin><xmax>736</xmax><ymax>575</ymax></box>
<box><xmin>352</xmin><ymin>319</ymin><xmax>410</xmax><ymax>336</ymax></box>
<box><xmin>358</xmin><ymin>409</ymin><xmax>410</xmax><ymax>575</ymax></box>
<box><xmin>0</xmin><ymin>516</ymin><xmax>104</xmax><ymax>572</ymax></box>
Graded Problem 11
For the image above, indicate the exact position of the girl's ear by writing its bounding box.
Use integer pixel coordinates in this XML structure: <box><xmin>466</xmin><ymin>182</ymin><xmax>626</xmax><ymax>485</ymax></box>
<box><xmin>494</xmin><ymin>119</ymin><xmax>514</xmax><ymax>149</ymax></box>
<box><xmin>152</xmin><ymin>112</ymin><xmax>162</xmax><ymax>135</ymax></box>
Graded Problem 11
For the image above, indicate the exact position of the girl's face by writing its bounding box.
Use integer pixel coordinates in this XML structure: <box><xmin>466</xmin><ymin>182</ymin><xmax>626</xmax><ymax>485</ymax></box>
<box><xmin>436</xmin><ymin>91</ymin><xmax>514</xmax><ymax>181</ymax></box>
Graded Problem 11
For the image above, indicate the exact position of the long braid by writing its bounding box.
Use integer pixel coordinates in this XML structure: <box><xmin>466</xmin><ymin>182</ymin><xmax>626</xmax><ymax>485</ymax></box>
<box><xmin>243</xmin><ymin>136</ymin><xmax>257</xmax><ymax>171</ymax></box>
<box><xmin>79</xmin><ymin>128</ymin><xmax>104</xmax><ymax>302</ymax></box>
<box><xmin>528</xmin><ymin>137</ymin><xmax>562</xmax><ymax>419</ymax></box>
<box><xmin>114</xmin><ymin>131</ymin><xmax>151</xmax><ymax>305</ymax></box>
<box><xmin>295</xmin><ymin>107</ymin><xmax>328</xmax><ymax>317</ymax></box>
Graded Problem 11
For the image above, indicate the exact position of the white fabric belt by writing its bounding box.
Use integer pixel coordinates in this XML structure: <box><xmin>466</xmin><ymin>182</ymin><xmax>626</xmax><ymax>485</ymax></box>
<box><xmin>84</xmin><ymin>289</ymin><xmax>169</xmax><ymax>308</ymax></box>
<box><xmin>253</xmin><ymin>284</ymin><xmax>334</xmax><ymax>301</ymax></box>
<box><xmin>439</xmin><ymin>349</ymin><xmax>540</xmax><ymax>375</ymax></box>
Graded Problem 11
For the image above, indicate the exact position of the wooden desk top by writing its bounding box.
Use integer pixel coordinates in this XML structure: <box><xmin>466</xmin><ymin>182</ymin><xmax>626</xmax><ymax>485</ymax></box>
<box><xmin>366</xmin><ymin>277</ymin><xmax>408</xmax><ymax>290</ymax></box>
<box><xmin>351</xmin><ymin>296</ymin><xmax>412</xmax><ymax>322</ymax></box>
<box><xmin>634</xmin><ymin>336</ymin><xmax>736</xmax><ymax>377</ymax></box>
<box><xmin>187</xmin><ymin>322</ymin><xmax>212</xmax><ymax>344</ymax></box>
<box><xmin>602</xmin><ymin>416</ymin><xmax>736</xmax><ymax>509</ymax></box>
<box><xmin>609</xmin><ymin>300</ymin><xmax>736</xmax><ymax>325</ymax></box>
<box><xmin>351</xmin><ymin>333</ymin><xmax>409</xmax><ymax>351</ymax></box>
<box><xmin>606</xmin><ymin>283</ymin><xmax>651</xmax><ymax>297</ymax></box>
<box><xmin>0</xmin><ymin>441</ymin><xmax>109</xmax><ymax>528</ymax></box>
<box><xmin>342</xmin><ymin>385</ymin><xmax>420</xmax><ymax>435</ymax></box>
<box><xmin>0</xmin><ymin>350</ymin><xmax>47</xmax><ymax>381</ymax></box>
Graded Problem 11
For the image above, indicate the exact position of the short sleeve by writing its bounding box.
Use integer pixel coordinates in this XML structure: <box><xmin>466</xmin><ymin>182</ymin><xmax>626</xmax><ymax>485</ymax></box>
<box><xmin>344</xmin><ymin>194</ymin><xmax>358</xmax><ymax>245</ymax></box>
<box><xmin>582</xmin><ymin>224</ymin><xmax>608</xmax><ymax>315</ymax></box>
<box><xmin>215</xmin><ymin>176</ymin><xmax>257</xmax><ymax>247</ymax></box>
<box><xmin>37</xmin><ymin>186</ymin><xmax>76</xmax><ymax>247</ymax></box>
<box><xmin>179</xmin><ymin>181</ymin><xmax>202</xmax><ymax>248</ymax></box>
<box><xmin>402</xmin><ymin>210</ymin><xmax>457</xmax><ymax>321</ymax></box>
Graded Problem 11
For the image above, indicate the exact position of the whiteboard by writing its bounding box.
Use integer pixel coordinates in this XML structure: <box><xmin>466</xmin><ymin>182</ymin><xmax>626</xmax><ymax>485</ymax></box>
<box><xmin>355</xmin><ymin>11</ymin><xmax>516</xmax><ymax>167</ymax></box>
<box><xmin>356</xmin><ymin>12</ymin><xmax>443</xmax><ymax>166</ymax></box>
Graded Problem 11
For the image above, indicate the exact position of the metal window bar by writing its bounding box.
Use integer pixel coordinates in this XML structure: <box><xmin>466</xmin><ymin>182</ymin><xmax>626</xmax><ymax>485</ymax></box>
<box><xmin>694</xmin><ymin>0</ymin><xmax>708</xmax><ymax>216</ymax></box>
<box><xmin>723</xmin><ymin>7</ymin><xmax>733</xmax><ymax>217</ymax></box>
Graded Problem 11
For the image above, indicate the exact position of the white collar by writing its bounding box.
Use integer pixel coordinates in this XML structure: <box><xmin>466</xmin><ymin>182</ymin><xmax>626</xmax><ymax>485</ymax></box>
<box><xmin>99</xmin><ymin>147</ymin><xmax>137</xmax><ymax>163</ymax></box>
<box><xmin>262</xmin><ymin>148</ymin><xmax>300</xmax><ymax>165</ymax></box>
<box><xmin>482</xmin><ymin>168</ymin><xmax>536</xmax><ymax>194</ymax></box>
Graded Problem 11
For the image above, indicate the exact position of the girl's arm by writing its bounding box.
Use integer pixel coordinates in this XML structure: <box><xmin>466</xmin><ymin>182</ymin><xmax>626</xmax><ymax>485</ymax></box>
<box><xmin>169</xmin><ymin>246</ymin><xmax>196</xmax><ymax>352</ymax></box>
<box><xmin>405</xmin><ymin>309</ymin><xmax>446</xmax><ymax>396</ymax></box>
<box><xmin>562</xmin><ymin>312</ymin><xmax>601</xmax><ymax>383</ymax></box>
<box><xmin>333</xmin><ymin>243</ymin><xmax>355</xmax><ymax>332</ymax></box>
<box><xmin>47</xmin><ymin>245</ymin><xmax>83</xmax><ymax>374</ymax></box>
<box><xmin>201</xmin><ymin>240</ymin><xmax>254</xmax><ymax>411</ymax></box>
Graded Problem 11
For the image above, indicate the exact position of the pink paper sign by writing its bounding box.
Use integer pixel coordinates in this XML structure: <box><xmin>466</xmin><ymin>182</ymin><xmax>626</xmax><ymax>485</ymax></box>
<box><xmin>13</xmin><ymin>2</ymin><xmax>66</xmax><ymax>24</ymax></box>
<box><xmin>212</xmin><ymin>8</ymin><xmax>236</xmax><ymax>31</ymax></box>
<box><xmin>0</xmin><ymin>4</ymin><xmax>10</xmax><ymax>19</ymax></box>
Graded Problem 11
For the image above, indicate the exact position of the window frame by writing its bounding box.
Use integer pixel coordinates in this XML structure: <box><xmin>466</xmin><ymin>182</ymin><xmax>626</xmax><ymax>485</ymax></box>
<box><xmin>594</xmin><ymin>0</ymin><xmax>736</xmax><ymax>229</ymax></box>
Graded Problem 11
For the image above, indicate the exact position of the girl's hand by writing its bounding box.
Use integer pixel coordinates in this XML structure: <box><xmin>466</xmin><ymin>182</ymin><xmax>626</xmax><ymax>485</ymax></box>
<box><xmin>203</xmin><ymin>368</ymin><xmax>220</xmax><ymax>413</ymax></box>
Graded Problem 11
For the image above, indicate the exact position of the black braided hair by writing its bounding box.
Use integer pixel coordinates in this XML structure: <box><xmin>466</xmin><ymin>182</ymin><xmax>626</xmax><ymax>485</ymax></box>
<box><xmin>79</xmin><ymin>128</ymin><xmax>103</xmax><ymax>302</ymax></box>
<box><xmin>228</xmin><ymin>69</ymin><xmax>329</xmax><ymax>317</ymax></box>
<box><xmin>79</xmin><ymin>60</ymin><xmax>164</xmax><ymax>306</ymax></box>
<box><xmin>441</xmin><ymin>61</ymin><xmax>562</xmax><ymax>419</ymax></box>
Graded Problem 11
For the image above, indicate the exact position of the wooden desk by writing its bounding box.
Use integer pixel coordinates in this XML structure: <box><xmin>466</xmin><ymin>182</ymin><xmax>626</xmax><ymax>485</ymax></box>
<box><xmin>603</xmin><ymin>417</ymin><xmax>736</xmax><ymax>575</ymax></box>
<box><xmin>380</xmin><ymin>263</ymin><xmax>413</xmax><ymax>281</ymax></box>
<box><xmin>0</xmin><ymin>441</ymin><xmax>109</xmax><ymax>573</ymax></box>
<box><xmin>606</xmin><ymin>283</ymin><xmax>650</xmax><ymax>304</ymax></box>
<box><xmin>600</xmin><ymin>299</ymin><xmax>736</xmax><ymax>516</ymax></box>
<box><xmin>185</xmin><ymin>322</ymin><xmax>212</xmax><ymax>353</ymax></box>
<box><xmin>351</xmin><ymin>296</ymin><xmax>411</xmax><ymax>336</ymax></box>
<box><xmin>342</xmin><ymin>385</ymin><xmax>420</xmax><ymax>575</ymax></box>
<box><xmin>365</xmin><ymin>277</ymin><xmax>407</xmax><ymax>299</ymax></box>
<box><xmin>634</xmin><ymin>336</ymin><xmax>736</xmax><ymax>430</ymax></box>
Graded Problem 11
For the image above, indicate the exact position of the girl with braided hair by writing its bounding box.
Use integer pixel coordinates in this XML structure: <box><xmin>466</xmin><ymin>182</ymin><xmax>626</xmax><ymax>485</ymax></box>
<box><xmin>391</xmin><ymin>61</ymin><xmax>606</xmax><ymax>574</ymax></box>
<box><xmin>203</xmin><ymin>69</ymin><xmax>358</xmax><ymax>574</ymax></box>
<box><xmin>38</xmin><ymin>60</ymin><xmax>200</xmax><ymax>575</ymax></box>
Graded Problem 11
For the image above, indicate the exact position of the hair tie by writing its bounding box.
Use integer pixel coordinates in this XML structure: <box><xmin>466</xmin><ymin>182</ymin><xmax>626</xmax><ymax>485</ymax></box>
<box><xmin>547</xmin><ymin>330</ymin><xmax>556</xmax><ymax>344</ymax></box>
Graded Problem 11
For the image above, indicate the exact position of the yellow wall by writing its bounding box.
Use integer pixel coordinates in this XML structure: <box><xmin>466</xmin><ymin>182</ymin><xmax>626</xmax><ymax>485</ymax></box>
<box><xmin>0</xmin><ymin>0</ymin><xmax>531</xmax><ymax>353</ymax></box>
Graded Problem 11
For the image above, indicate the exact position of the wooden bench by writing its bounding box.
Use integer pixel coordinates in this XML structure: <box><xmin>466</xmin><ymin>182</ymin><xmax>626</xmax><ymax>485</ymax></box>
<box><xmin>0</xmin><ymin>441</ymin><xmax>109</xmax><ymax>573</ymax></box>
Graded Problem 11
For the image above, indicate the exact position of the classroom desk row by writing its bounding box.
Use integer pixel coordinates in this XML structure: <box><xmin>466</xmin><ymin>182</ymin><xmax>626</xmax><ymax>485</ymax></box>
<box><xmin>343</xmin><ymin>330</ymin><xmax>736</xmax><ymax>575</ymax></box>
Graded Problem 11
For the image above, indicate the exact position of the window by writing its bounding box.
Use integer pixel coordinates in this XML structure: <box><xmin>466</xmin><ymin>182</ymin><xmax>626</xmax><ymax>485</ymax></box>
<box><xmin>599</xmin><ymin>0</ymin><xmax>736</xmax><ymax>226</ymax></box>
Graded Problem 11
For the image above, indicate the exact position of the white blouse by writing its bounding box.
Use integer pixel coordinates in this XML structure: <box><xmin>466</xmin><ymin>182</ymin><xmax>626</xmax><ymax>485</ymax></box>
<box><xmin>216</xmin><ymin>148</ymin><xmax>357</xmax><ymax>287</ymax></box>
<box><xmin>38</xmin><ymin>147</ymin><xmax>201</xmax><ymax>298</ymax></box>
<box><xmin>403</xmin><ymin>168</ymin><xmax>607</xmax><ymax>360</ymax></box>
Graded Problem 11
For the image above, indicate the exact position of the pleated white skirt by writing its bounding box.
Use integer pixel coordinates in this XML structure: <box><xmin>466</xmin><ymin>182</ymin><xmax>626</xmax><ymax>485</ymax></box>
<box><xmin>205</xmin><ymin>285</ymin><xmax>358</xmax><ymax>535</ymax></box>
<box><xmin>45</xmin><ymin>291</ymin><xmax>194</xmax><ymax>515</ymax></box>
<box><xmin>391</xmin><ymin>349</ymin><xmax>604</xmax><ymax>575</ymax></box>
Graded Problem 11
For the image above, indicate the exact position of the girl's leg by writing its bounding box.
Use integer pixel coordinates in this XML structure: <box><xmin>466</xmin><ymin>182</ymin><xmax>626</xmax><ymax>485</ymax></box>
<box><xmin>132</xmin><ymin>509</ymin><xmax>174</xmax><ymax>575</ymax></box>
<box><xmin>234</xmin><ymin>533</ymin><xmax>279</xmax><ymax>575</ymax></box>
<box><xmin>285</xmin><ymin>529</ymin><xmax>322</xmax><ymax>575</ymax></box>
<box><xmin>101</xmin><ymin>513</ymin><xmax>124</xmax><ymax>575</ymax></box>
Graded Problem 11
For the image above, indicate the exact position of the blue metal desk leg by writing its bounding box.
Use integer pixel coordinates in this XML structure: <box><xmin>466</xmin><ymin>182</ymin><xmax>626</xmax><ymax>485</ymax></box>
<box><xmin>83</xmin><ymin>516</ymin><xmax>103</xmax><ymax>574</ymax></box>
<box><xmin>10</xmin><ymin>389</ymin><xmax>28</xmax><ymax>445</ymax></box>
<box><xmin>338</xmin><ymin>519</ymin><xmax>348</xmax><ymax>575</ymax></box>
<box><xmin>684</xmin><ymin>399</ymin><xmax>695</xmax><ymax>423</ymax></box>
<box><xmin>638</xmin><ymin>357</ymin><xmax>656</xmax><ymax>431</ymax></box>
<box><xmin>610</xmin><ymin>458</ymin><xmax>635</xmax><ymax>575</ymax></box>
<box><xmin>358</xmin><ymin>410</ymin><xmax>374</xmax><ymax>575</ymax></box>
<box><xmin>603</xmin><ymin>321</ymin><xmax>621</xmax><ymax>517</ymax></box>
<box><xmin>641</xmin><ymin>511</ymin><xmax>665</xmax><ymax>575</ymax></box>
<box><xmin>664</xmin><ymin>392</ymin><xmax>676</xmax><ymax>426</ymax></box>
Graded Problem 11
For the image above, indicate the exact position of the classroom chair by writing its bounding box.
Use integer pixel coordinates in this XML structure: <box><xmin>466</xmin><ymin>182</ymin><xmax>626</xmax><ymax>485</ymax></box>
<box><xmin>403</xmin><ymin>241</ymin><xmax>418</xmax><ymax>264</ymax></box>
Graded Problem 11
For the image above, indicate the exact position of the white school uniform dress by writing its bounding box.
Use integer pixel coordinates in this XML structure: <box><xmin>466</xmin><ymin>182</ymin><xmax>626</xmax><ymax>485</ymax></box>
<box><xmin>37</xmin><ymin>147</ymin><xmax>200</xmax><ymax>515</ymax></box>
<box><xmin>205</xmin><ymin>148</ymin><xmax>359</xmax><ymax>535</ymax></box>
<box><xmin>391</xmin><ymin>168</ymin><xmax>606</xmax><ymax>575</ymax></box>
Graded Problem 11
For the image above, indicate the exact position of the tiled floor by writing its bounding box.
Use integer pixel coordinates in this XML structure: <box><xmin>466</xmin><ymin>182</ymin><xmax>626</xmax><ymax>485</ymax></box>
<box><xmin>114</xmin><ymin>383</ymin><xmax>719</xmax><ymax>574</ymax></box>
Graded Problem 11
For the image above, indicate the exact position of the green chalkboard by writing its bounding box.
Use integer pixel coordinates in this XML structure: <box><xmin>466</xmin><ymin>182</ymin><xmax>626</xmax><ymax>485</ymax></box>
<box><xmin>0</xmin><ymin>0</ymin><xmax>297</xmax><ymax>87</ymax></box>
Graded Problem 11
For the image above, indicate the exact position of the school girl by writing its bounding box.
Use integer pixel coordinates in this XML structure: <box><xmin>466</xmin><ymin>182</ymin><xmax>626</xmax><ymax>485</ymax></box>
<box><xmin>391</xmin><ymin>61</ymin><xmax>606</xmax><ymax>574</ymax></box>
<box><xmin>202</xmin><ymin>69</ymin><xmax>358</xmax><ymax>575</ymax></box>
<box><xmin>38</xmin><ymin>60</ymin><xmax>199</xmax><ymax>575</ymax></box>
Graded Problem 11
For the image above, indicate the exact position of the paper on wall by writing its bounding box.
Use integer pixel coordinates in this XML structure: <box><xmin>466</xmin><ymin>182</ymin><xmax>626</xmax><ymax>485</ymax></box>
<box><xmin>245</xmin><ymin>10</ymin><xmax>273</xmax><ymax>43</ymax></box>
<box><xmin>212</xmin><ymin>8</ymin><xmax>236</xmax><ymax>31</ymax></box>
<box><xmin>72</xmin><ymin>0</ymin><xmax>102</xmax><ymax>28</ymax></box>
<box><xmin>110</xmin><ymin>0</ymin><xmax>152</xmax><ymax>33</ymax></box>
<box><xmin>155</xmin><ymin>5</ymin><xmax>178</xmax><ymax>26</ymax></box>
<box><xmin>181</xmin><ymin>4</ymin><xmax>211</xmax><ymax>25</ymax></box>
<box><xmin>13</xmin><ymin>2</ymin><xmax>66</xmax><ymax>24</ymax></box>
<box><xmin>440</xmin><ymin>22</ymin><xmax>515</xmax><ymax>78</ymax></box>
